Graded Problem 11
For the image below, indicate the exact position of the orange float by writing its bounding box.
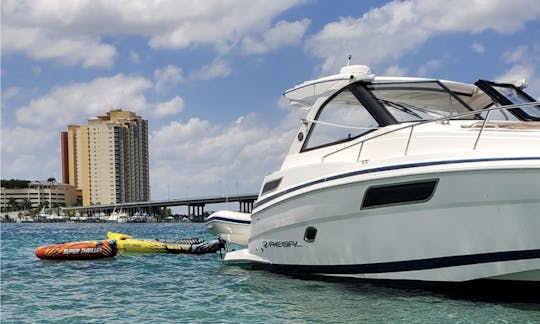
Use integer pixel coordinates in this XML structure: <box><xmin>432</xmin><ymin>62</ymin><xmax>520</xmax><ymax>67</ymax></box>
<box><xmin>35</xmin><ymin>240</ymin><xmax>117</xmax><ymax>260</ymax></box>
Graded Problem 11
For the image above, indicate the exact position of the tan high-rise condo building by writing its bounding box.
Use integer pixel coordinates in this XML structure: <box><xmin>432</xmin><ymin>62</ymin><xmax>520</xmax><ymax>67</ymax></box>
<box><xmin>60</xmin><ymin>110</ymin><xmax>150</xmax><ymax>206</ymax></box>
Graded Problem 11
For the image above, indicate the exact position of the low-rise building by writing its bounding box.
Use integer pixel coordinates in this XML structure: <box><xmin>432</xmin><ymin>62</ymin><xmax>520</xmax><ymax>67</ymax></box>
<box><xmin>0</xmin><ymin>181</ymin><xmax>81</xmax><ymax>211</ymax></box>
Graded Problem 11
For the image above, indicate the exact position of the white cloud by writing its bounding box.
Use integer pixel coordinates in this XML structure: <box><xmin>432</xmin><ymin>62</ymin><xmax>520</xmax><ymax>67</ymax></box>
<box><xmin>496</xmin><ymin>64</ymin><xmax>535</xmax><ymax>83</ymax></box>
<box><xmin>3</xmin><ymin>73</ymin><xmax>187</xmax><ymax>180</ymax></box>
<box><xmin>1</xmin><ymin>87</ymin><xmax>22</xmax><ymax>100</ymax></box>
<box><xmin>0</xmin><ymin>127</ymin><xmax>59</xmax><ymax>180</ymax></box>
<box><xmin>307</xmin><ymin>0</ymin><xmax>540</xmax><ymax>75</ymax></box>
<box><xmin>417</xmin><ymin>59</ymin><xmax>441</xmax><ymax>77</ymax></box>
<box><xmin>418</xmin><ymin>0</ymin><xmax>539</xmax><ymax>34</ymax></box>
<box><xmin>151</xmin><ymin>118</ymin><xmax>214</xmax><ymax>146</ymax></box>
<box><xmin>154</xmin><ymin>65</ymin><xmax>184</xmax><ymax>92</ymax></box>
<box><xmin>16</xmin><ymin>74</ymin><xmax>151</xmax><ymax>127</ymax></box>
<box><xmin>189</xmin><ymin>59</ymin><xmax>232</xmax><ymax>81</ymax></box>
<box><xmin>471</xmin><ymin>41</ymin><xmax>485</xmax><ymax>54</ymax></box>
<box><xmin>150</xmin><ymin>111</ymin><xmax>302</xmax><ymax>198</ymax></box>
<box><xmin>496</xmin><ymin>64</ymin><xmax>540</xmax><ymax>100</ymax></box>
<box><xmin>32</xmin><ymin>66</ymin><xmax>42</xmax><ymax>75</ymax></box>
<box><xmin>130</xmin><ymin>51</ymin><xmax>141</xmax><ymax>63</ymax></box>
<box><xmin>241</xmin><ymin>19</ymin><xmax>311</xmax><ymax>55</ymax></box>
<box><xmin>1</xmin><ymin>26</ymin><xmax>116</xmax><ymax>67</ymax></box>
<box><xmin>1</xmin><ymin>153</ymin><xmax>58</xmax><ymax>180</ymax></box>
<box><xmin>1</xmin><ymin>0</ymin><xmax>305</xmax><ymax>67</ymax></box>
<box><xmin>154</xmin><ymin>96</ymin><xmax>184</xmax><ymax>118</ymax></box>
<box><xmin>145</xmin><ymin>1</ymin><xmax>303</xmax><ymax>51</ymax></box>
<box><xmin>14</xmin><ymin>74</ymin><xmax>185</xmax><ymax>127</ymax></box>
<box><xmin>502</xmin><ymin>45</ymin><xmax>530</xmax><ymax>64</ymax></box>
<box><xmin>1</xmin><ymin>126</ymin><xmax>55</xmax><ymax>154</ymax></box>
<box><xmin>383</xmin><ymin>64</ymin><xmax>407</xmax><ymax>76</ymax></box>
<box><xmin>497</xmin><ymin>43</ymin><xmax>540</xmax><ymax>97</ymax></box>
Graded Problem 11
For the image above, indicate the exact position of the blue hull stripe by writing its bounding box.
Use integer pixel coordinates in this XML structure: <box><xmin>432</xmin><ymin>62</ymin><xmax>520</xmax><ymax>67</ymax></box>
<box><xmin>254</xmin><ymin>157</ymin><xmax>540</xmax><ymax>209</ymax></box>
<box><xmin>254</xmin><ymin>249</ymin><xmax>540</xmax><ymax>275</ymax></box>
<box><xmin>205</xmin><ymin>216</ymin><xmax>251</xmax><ymax>225</ymax></box>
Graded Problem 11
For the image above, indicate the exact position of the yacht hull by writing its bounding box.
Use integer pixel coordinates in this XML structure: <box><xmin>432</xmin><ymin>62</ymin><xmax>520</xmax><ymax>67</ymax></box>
<box><xmin>229</xmin><ymin>165</ymin><xmax>540</xmax><ymax>282</ymax></box>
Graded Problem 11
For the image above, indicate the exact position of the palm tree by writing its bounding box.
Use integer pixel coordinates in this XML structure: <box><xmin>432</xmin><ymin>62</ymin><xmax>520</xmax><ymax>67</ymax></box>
<box><xmin>47</xmin><ymin>177</ymin><xmax>56</xmax><ymax>211</ymax></box>
<box><xmin>21</xmin><ymin>198</ymin><xmax>32</xmax><ymax>211</ymax></box>
<box><xmin>7</xmin><ymin>198</ymin><xmax>19</xmax><ymax>211</ymax></box>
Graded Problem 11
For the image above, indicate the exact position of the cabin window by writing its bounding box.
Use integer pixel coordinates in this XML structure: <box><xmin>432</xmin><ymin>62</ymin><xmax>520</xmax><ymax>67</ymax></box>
<box><xmin>361</xmin><ymin>179</ymin><xmax>438</xmax><ymax>209</ymax></box>
<box><xmin>304</xmin><ymin>89</ymin><xmax>379</xmax><ymax>150</ymax></box>
<box><xmin>368</xmin><ymin>82</ymin><xmax>471</xmax><ymax>121</ymax></box>
<box><xmin>490</xmin><ymin>85</ymin><xmax>540</xmax><ymax>119</ymax></box>
<box><xmin>261</xmin><ymin>178</ymin><xmax>282</xmax><ymax>195</ymax></box>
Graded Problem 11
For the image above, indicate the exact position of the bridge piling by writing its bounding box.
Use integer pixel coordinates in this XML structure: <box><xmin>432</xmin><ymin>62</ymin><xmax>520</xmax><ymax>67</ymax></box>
<box><xmin>239</xmin><ymin>200</ymin><xmax>254</xmax><ymax>213</ymax></box>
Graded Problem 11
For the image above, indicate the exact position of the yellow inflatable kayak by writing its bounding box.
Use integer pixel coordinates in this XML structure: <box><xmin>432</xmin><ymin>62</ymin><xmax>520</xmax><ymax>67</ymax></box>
<box><xmin>106</xmin><ymin>232</ymin><xmax>224</xmax><ymax>254</ymax></box>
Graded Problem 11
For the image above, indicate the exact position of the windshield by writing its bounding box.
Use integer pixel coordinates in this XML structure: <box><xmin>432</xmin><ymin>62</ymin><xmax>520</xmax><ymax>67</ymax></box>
<box><xmin>303</xmin><ymin>88</ymin><xmax>379</xmax><ymax>150</ymax></box>
<box><xmin>303</xmin><ymin>81</ymin><xmax>475</xmax><ymax>151</ymax></box>
<box><xmin>367</xmin><ymin>82</ymin><xmax>472</xmax><ymax>122</ymax></box>
<box><xmin>491</xmin><ymin>84</ymin><xmax>540</xmax><ymax>119</ymax></box>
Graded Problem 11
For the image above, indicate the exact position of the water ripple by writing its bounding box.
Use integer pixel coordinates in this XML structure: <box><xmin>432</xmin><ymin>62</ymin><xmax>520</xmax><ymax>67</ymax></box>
<box><xmin>2</xmin><ymin>223</ymin><xmax>539</xmax><ymax>323</ymax></box>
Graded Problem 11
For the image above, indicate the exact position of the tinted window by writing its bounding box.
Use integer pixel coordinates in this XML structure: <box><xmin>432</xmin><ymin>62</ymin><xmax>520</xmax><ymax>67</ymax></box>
<box><xmin>362</xmin><ymin>180</ymin><xmax>437</xmax><ymax>209</ymax></box>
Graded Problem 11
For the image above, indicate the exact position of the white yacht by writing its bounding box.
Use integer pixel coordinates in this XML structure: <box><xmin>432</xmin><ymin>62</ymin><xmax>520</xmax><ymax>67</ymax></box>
<box><xmin>206</xmin><ymin>210</ymin><xmax>251</xmax><ymax>246</ymax></box>
<box><xmin>38</xmin><ymin>208</ymin><xmax>68</xmax><ymax>222</ymax></box>
<box><xmin>225</xmin><ymin>65</ymin><xmax>540</xmax><ymax>282</ymax></box>
<box><xmin>107</xmin><ymin>208</ymin><xmax>128</xmax><ymax>223</ymax></box>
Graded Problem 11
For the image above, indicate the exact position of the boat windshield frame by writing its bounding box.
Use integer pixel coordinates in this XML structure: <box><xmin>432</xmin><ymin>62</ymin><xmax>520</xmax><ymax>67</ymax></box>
<box><xmin>301</xmin><ymin>80</ymin><xmax>474</xmax><ymax>152</ymax></box>
<box><xmin>475</xmin><ymin>80</ymin><xmax>540</xmax><ymax>121</ymax></box>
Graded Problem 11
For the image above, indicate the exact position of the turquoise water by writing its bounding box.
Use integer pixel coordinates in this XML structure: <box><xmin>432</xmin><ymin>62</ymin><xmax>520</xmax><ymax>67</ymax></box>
<box><xmin>1</xmin><ymin>223</ymin><xmax>539</xmax><ymax>323</ymax></box>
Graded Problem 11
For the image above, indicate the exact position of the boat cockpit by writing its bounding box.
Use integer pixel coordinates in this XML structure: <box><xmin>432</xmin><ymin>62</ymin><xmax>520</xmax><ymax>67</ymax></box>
<box><xmin>286</xmin><ymin>65</ymin><xmax>540</xmax><ymax>153</ymax></box>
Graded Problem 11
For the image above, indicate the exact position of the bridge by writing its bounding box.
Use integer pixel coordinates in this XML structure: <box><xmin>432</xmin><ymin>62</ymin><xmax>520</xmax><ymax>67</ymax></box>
<box><xmin>65</xmin><ymin>193</ymin><xmax>258</xmax><ymax>222</ymax></box>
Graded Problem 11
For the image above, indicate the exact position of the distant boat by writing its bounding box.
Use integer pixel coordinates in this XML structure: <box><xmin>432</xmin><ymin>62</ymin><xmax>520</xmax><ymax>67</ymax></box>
<box><xmin>17</xmin><ymin>216</ymin><xmax>35</xmax><ymax>223</ymax></box>
<box><xmin>38</xmin><ymin>208</ymin><xmax>67</xmax><ymax>222</ymax></box>
<box><xmin>107</xmin><ymin>208</ymin><xmax>128</xmax><ymax>223</ymax></box>
<box><xmin>205</xmin><ymin>211</ymin><xmax>251</xmax><ymax>246</ymax></box>
<box><xmin>127</xmin><ymin>213</ymin><xmax>147</xmax><ymax>223</ymax></box>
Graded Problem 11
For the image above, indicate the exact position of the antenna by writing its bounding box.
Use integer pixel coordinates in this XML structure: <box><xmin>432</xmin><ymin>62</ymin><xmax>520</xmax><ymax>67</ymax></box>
<box><xmin>347</xmin><ymin>54</ymin><xmax>352</xmax><ymax>66</ymax></box>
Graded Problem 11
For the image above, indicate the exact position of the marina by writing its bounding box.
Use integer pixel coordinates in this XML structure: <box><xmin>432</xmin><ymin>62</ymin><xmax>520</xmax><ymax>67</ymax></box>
<box><xmin>1</xmin><ymin>193</ymin><xmax>258</xmax><ymax>223</ymax></box>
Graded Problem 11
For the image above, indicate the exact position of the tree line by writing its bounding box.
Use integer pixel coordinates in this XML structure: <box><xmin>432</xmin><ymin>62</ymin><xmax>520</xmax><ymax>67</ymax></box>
<box><xmin>1</xmin><ymin>179</ymin><xmax>31</xmax><ymax>189</ymax></box>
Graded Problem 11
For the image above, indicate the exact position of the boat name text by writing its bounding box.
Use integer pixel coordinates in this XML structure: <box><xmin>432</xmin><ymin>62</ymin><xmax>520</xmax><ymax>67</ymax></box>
<box><xmin>262</xmin><ymin>241</ymin><xmax>302</xmax><ymax>248</ymax></box>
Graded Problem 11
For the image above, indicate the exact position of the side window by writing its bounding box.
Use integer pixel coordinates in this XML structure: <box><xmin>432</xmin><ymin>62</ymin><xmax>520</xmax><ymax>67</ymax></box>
<box><xmin>304</xmin><ymin>89</ymin><xmax>379</xmax><ymax>150</ymax></box>
<box><xmin>491</xmin><ymin>85</ymin><xmax>540</xmax><ymax>119</ymax></box>
<box><xmin>478</xmin><ymin>104</ymin><xmax>520</xmax><ymax>121</ymax></box>
<box><xmin>475</xmin><ymin>80</ymin><xmax>540</xmax><ymax>121</ymax></box>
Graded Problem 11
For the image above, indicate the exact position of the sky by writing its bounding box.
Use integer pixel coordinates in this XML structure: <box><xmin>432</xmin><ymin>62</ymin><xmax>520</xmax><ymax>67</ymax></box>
<box><xmin>2</xmin><ymin>0</ymin><xmax>540</xmax><ymax>203</ymax></box>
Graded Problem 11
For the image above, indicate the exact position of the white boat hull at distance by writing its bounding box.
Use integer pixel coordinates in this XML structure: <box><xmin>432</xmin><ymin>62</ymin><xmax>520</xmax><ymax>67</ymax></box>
<box><xmin>206</xmin><ymin>210</ymin><xmax>251</xmax><ymax>246</ymax></box>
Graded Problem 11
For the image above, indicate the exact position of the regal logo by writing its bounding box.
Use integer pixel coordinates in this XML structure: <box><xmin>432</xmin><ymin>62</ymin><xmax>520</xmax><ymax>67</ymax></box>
<box><xmin>262</xmin><ymin>240</ymin><xmax>302</xmax><ymax>248</ymax></box>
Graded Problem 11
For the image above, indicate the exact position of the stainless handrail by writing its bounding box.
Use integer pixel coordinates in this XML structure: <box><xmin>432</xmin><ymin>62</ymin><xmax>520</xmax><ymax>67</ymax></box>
<box><xmin>322</xmin><ymin>101</ymin><xmax>540</xmax><ymax>162</ymax></box>
<box><xmin>473</xmin><ymin>109</ymin><xmax>491</xmax><ymax>150</ymax></box>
